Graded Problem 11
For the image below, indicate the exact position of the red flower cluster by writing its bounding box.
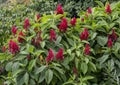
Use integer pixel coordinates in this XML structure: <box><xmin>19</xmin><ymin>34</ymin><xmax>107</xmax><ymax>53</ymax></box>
<box><xmin>108</xmin><ymin>29</ymin><xmax>117</xmax><ymax>41</ymax></box>
<box><xmin>32</xmin><ymin>31</ymin><xmax>42</xmax><ymax>47</ymax></box>
<box><xmin>55</xmin><ymin>4</ymin><xmax>64</xmax><ymax>14</ymax></box>
<box><xmin>27</xmin><ymin>54</ymin><xmax>31</xmax><ymax>61</ymax></box>
<box><xmin>2</xmin><ymin>46</ymin><xmax>6</xmax><ymax>52</ymax></box>
<box><xmin>58</xmin><ymin>18</ymin><xmax>68</xmax><ymax>32</ymax></box>
<box><xmin>46</xmin><ymin>48</ymin><xmax>54</xmax><ymax>63</ymax></box>
<box><xmin>87</xmin><ymin>7</ymin><xmax>92</xmax><ymax>14</ymax></box>
<box><xmin>11</xmin><ymin>26</ymin><xmax>17</xmax><ymax>35</ymax></box>
<box><xmin>50</xmin><ymin>29</ymin><xmax>56</xmax><ymax>42</ymax></box>
<box><xmin>73</xmin><ymin>67</ymin><xmax>78</xmax><ymax>75</ymax></box>
<box><xmin>56</xmin><ymin>48</ymin><xmax>64</xmax><ymax>61</ymax></box>
<box><xmin>24</xmin><ymin>18</ymin><xmax>30</xmax><ymax>30</ymax></box>
<box><xmin>8</xmin><ymin>40</ymin><xmax>19</xmax><ymax>54</ymax></box>
<box><xmin>84</xmin><ymin>44</ymin><xmax>90</xmax><ymax>55</ymax></box>
<box><xmin>36</xmin><ymin>14</ymin><xmax>40</xmax><ymax>20</ymax></box>
<box><xmin>107</xmin><ymin>29</ymin><xmax>117</xmax><ymax>48</ymax></box>
<box><xmin>70</xmin><ymin>17</ymin><xmax>76</xmax><ymax>26</ymax></box>
<box><xmin>46</xmin><ymin>48</ymin><xmax>64</xmax><ymax>64</ymax></box>
<box><xmin>105</xmin><ymin>4</ymin><xmax>112</xmax><ymax>14</ymax></box>
<box><xmin>107</xmin><ymin>38</ymin><xmax>112</xmax><ymax>48</ymax></box>
<box><xmin>18</xmin><ymin>31</ymin><xmax>25</xmax><ymax>43</ymax></box>
<box><xmin>80</xmin><ymin>28</ymin><xmax>89</xmax><ymax>41</ymax></box>
<box><xmin>81</xmin><ymin>18</ymin><xmax>84</xmax><ymax>22</ymax></box>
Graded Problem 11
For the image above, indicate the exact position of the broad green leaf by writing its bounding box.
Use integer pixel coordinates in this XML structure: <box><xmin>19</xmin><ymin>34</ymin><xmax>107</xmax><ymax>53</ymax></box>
<box><xmin>28</xmin><ymin>59</ymin><xmax>36</xmax><ymax>71</ymax></box>
<box><xmin>55</xmin><ymin>36</ymin><xmax>62</xmax><ymax>44</ymax></box>
<box><xmin>24</xmin><ymin>72</ymin><xmax>29</xmax><ymax>85</ymax></box>
<box><xmin>5</xmin><ymin>62</ymin><xmax>13</xmax><ymax>71</ymax></box>
<box><xmin>45</xmin><ymin>69</ymin><xmax>53</xmax><ymax>84</ymax></box>
<box><xmin>98</xmin><ymin>54</ymin><xmax>109</xmax><ymax>64</ymax></box>
<box><xmin>81</xmin><ymin>62</ymin><xmax>88</xmax><ymax>74</ymax></box>
<box><xmin>97</xmin><ymin>36</ymin><xmax>108</xmax><ymax>46</ymax></box>
<box><xmin>39</xmin><ymin>71</ymin><xmax>45</xmax><ymax>83</ymax></box>
<box><xmin>82</xmin><ymin>76</ymin><xmax>94</xmax><ymax>81</ymax></box>
<box><xmin>36</xmin><ymin>66</ymin><xmax>46</xmax><ymax>74</ymax></box>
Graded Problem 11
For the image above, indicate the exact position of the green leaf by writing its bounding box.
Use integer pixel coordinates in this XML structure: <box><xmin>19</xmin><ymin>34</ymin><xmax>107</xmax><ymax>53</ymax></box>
<box><xmin>81</xmin><ymin>62</ymin><xmax>88</xmax><ymax>74</ymax></box>
<box><xmin>45</xmin><ymin>69</ymin><xmax>53</xmax><ymax>84</ymax></box>
<box><xmin>82</xmin><ymin>76</ymin><xmax>94</xmax><ymax>81</ymax></box>
<box><xmin>97</xmin><ymin>36</ymin><xmax>108</xmax><ymax>46</ymax></box>
<box><xmin>52</xmin><ymin>66</ymin><xmax>64</xmax><ymax>74</ymax></box>
<box><xmin>24</xmin><ymin>72</ymin><xmax>29</xmax><ymax>85</ymax></box>
<box><xmin>40</xmin><ymin>42</ymin><xmax>45</xmax><ymax>48</ymax></box>
<box><xmin>55</xmin><ymin>36</ymin><xmax>62</xmax><ymax>44</ymax></box>
<box><xmin>27</xmin><ymin>44</ymin><xmax>34</xmax><ymax>53</ymax></box>
<box><xmin>95</xmin><ymin>1</ymin><xmax>104</xmax><ymax>7</ymax></box>
<box><xmin>28</xmin><ymin>59</ymin><xmax>36</xmax><ymax>71</ymax></box>
<box><xmin>98</xmin><ymin>54</ymin><xmax>109</xmax><ymax>64</ymax></box>
<box><xmin>36</xmin><ymin>66</ymin><xmax>46</xmax><ymax>74</ymax></box>
<box><xmin>39</xmin><ymin>71</ymin><xmax>45</xmax><ymax>83</ymax></box>
<box><xmin>5</xmin><ymin>62</ymin><xmax>13</xmax><ymax>71</ymax></box>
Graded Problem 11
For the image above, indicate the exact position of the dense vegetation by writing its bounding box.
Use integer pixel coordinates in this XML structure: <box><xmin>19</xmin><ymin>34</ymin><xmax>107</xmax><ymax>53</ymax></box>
<box><xmin>0</xmin><ymin>0</ymin><xmax>120</xmax><ymax>85</ymax></box>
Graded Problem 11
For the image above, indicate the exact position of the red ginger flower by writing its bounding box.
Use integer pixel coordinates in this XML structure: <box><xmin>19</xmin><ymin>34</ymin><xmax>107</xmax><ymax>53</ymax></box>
<box><xmin>9</xmin><ymin>40</ymin><xmax>19</xmax><ymax>54</ymax></box>
<box><xmin>105</xmin><ymin>4</ymin><xmax>112</xmax><ymax>14</ymax></box>
<box><xmin>87</xmin><ymin>7</ymin><xmax>92</xmax><ymax>14</ymax></box>
<box><xmin>18</xmin><ymin>31</ymin><xmax>25</xmax><ymax>43</ymax></box>
<box><xmin>27</xmin><ymin>54</ymin><xmax>31</xmax><ymax>61</ymax></box>
<box><xmin>46</xmin><ymin>49</ymin><xmax>54</xmax><ymax>63</ymax></box>
<box><xmin>24</xmin><ymin>18</ymin><xmax>30</xmax><ymax>30</ymax></box>
<box><xmin>11</xmin><ymin>26</ymin><xmax>17</xmax><ymax>35</ymax></box>
<box><xmin>107</xmin><ymin>38</ymin><xmax>112</xmax><ymax>48</ymax></box>
<box><xmin>81</xmin><ymin>18</ymin><xmax>84</xmax><ymax>22</ymax></box>
<box><xmin>73</xmin><ymin>67</ymin><xmax>78</xmax><ymax>75</ymax></box>
<box><xmin>58</xmin><ymin>18</ymin><xmax>68</xmax><ymax>32</ymax></box>
<box><xmin>36</xmin><ymin>14</ymin><xmax>40</xmax><ymax>20</ymax></box>
<box><xmin>55</xmin><ymin>4</ymin><xmax>64</xmax><ymax>14</ymax></box>
<box><xmin>108</xmin><ymin>29</ymin><xmax>117</xmax><ymax>41</ymax></box>
<box><xmin>84</xmin><ymin>44</ymin><xmax>90</xmax><ymax>55</ymax></box>
<box><xmin>50</xmin><ymin>29</ymin><xmax>56</xmax><ymax>42</ymax></box>
<box><xmin>70</xmin><ymin>17</ymin><xmax>76</xmax><ymax>26</ymax></box>
<box><xmin>80</xmin><ymin>28</ymin><xmax>89</xmax><ymax>41</ymax></box>
<box><xmin>2</xmin><ymin>46</ymin><xmax>6</xmax><ymax>52</ymax></box>
<box><xmin>56</xmin><ymin>48</ymin><xmax>64</xmax><ymax>61</ymax></box>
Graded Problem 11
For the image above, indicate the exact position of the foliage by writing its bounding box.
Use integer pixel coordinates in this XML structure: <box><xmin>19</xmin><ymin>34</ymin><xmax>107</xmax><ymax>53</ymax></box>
<box><xmin>1</xmin><ymin>1</ymin><xmax>120</xmax><ymax>85</ymax></box>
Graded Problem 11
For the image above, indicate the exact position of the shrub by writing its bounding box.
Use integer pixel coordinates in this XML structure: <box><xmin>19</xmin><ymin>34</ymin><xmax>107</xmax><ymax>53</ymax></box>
<box><xmin>1</xmin><ymin>1</ymin><xmax>120</xmax><ymax>85</ymax></box>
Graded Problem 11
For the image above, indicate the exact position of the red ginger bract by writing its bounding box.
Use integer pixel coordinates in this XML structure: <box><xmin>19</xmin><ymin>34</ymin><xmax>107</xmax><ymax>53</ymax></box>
<box><xmin>11</xmin><ymin>26</ymin><xmax>17</xmax><ymax>35</ymax></box>
<box><xmin>80</xmin><ymin>28</ymin><xmax>89</xmax><ymax>41</ymax></box>
<box><xmin>87</xmin><ymin>7</ymin><xmax>92</xmax><ymax>14</ymax></box>
<box><xmin>9</xmin><ymin>40</ymin><xmax>19</xmax><ymax>54</ymax></box>
<box><xmin>84</xmin><ymin>44</ymin><xmax>90</xmax><ymax>55</ymax></box>
<box><xmin>18</xmin><ymin>31</ymin><xmax>25</xmax><ymax>43</ymax></box>
<box><xmin>105</xmin><ymin>4</ymin><xmax>112</xmax><ymax>14</ymax></box>
<box><xmin>56</xmin><ymin>48</ymin><xmax>64</xmax><ymax>61</ymax></box>
<box><xmin>50</xmin><ymin>29</ymin><xmax>56</xmax><ymax>42</ymax></box>
<box><xmin>46</xmin><ymin>49</ymin><xmax>54</xmax><ymax>63</ymax></box>
<box><xmin>2</xmin><ymin>46</ymin><xmax>6</xmax><ymax>53</ymax></box>
<box><xmin>24</xmin><ymin>18</ymin><xmax>30</xmax><ymax>30</ymax></box>
<box><xmin>107</xmin><ymin>38</ymin><xmax>112</xmax><ymax>48</ymax></box>
<box><xmin>58</xmin><ymin>18</ymin><xmax>68</xmax><ymax>32</ymax></box>
<box><xmin>108</xmin><ymin>29</ymin><xmax>117</xmax><ymax>41</ymax></box>
<box><xmin>70</xmin><ymin>17</ymin><xmax>76</xmax><ymax>26</ymax></box>
<box><xmin>55</xmin><ymin>4</ymin><xmax>64</xmax><ymax>14</ymax></box>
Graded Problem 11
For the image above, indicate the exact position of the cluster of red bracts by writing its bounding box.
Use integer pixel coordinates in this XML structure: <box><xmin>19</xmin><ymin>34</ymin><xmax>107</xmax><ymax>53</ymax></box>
<box><xmin>18</xmin><ymin>31</ymin><xmax>25</xmax><ymax>43</ymax></box>
<box><xmin>80</xmin><ymin>28</ymin><xmax>91</xmax><ymax>55</ymax></box>
<box><xmin>32</xmin><ymin>31</ymin><xmax>42</xmax><ymax>48</ymax></box>
<box><xmin>107</xmin><ymin>29</ymin><xmax>117</xmax><ymax>48</ymax></box>
<box><xmin>58</xmin><ymin>18</ymin><xmax>68</xmax><ymax>32</ymax></box>
<box><xmin>70</xmin><ymin>17</ymin><xmax>76</xmax><ymax>26</ymax></box>
<box><xmin>8</xmin><ymin>40</ymin><xmax>20</xmax><ymax>54</ymax></box>
<box><xmin>55</xmin><ymin>4</ymin><xmax>64</xmax><ymax>14</ymax></box>
<box><xmin>105</xmin><ymin>4</ymin><xmax>112</xmax><ymax>14</ymax></box>
<box><xmin>46</xmin><ymin>48</ymin><xmax>64</xmax><ymax>64</ymax></box>
<box><xmin>50</xmin><ymin>29</ymin><xmax>56</xmax><ymax>42</ymax></box>
<box><xmin>11</xmin><ymin>26</ymin><xmax>17</xmax><ymax>35</ymax></box>
<box><xmin>24</xmin><ymin>18</ymin><xmax>30</xmax><ymax>31</ymax></box>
